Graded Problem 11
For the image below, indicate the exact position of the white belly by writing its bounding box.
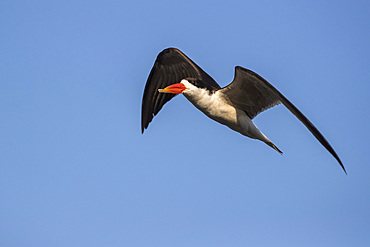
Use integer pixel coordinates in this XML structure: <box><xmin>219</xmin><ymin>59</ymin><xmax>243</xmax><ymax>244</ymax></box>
<box><xmin>183</xmin><ymin>89</ymin><xmax>267</xmax><ymax>141</ymax></box>
<box><xmin>184</xmin><ymin>90</ymin><xmax>243</xmax><ymax>132</ymax></box>
<box><xmin>175</xmin><ymin>79</ymin><xmax>279</xmax><ymax>152</ymax></box>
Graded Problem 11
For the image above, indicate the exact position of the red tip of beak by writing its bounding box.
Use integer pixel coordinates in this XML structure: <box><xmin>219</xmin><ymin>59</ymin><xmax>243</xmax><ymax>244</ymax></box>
<box><xmin>158</xmin><ymin>83</ymin><xmax>187</xmax><ymax>94</ymax></box>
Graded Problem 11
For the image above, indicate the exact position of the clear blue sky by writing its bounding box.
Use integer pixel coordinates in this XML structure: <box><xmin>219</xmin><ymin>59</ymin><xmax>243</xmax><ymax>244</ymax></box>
<box><xmin>1</xmin><ymin>0</ymin><xmax>369</xmax><ymax>246</ymax></box>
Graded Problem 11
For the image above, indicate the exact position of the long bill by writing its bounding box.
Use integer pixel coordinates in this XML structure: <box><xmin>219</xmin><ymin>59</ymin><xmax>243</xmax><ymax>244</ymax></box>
<box><xmin>158</xmin><ymin>83</ymin><xmax>186</xmax><ymax>94</ymax></box>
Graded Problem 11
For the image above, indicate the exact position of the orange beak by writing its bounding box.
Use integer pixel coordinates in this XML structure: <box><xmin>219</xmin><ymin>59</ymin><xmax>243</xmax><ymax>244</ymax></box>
<box><xmin>158</xmin><ymin>83</ymin><xmax>187</xmax><ymax>94</ymax></box>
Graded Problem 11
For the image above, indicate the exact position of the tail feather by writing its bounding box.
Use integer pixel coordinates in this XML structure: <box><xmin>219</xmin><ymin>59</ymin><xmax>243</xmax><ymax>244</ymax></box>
<box><xmin>267</xmin><ymin>141</ymin><xmax>283</xmax><ymax>154</ymax></box>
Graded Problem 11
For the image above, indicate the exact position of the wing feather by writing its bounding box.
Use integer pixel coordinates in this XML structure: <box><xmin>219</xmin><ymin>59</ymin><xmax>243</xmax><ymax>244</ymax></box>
<box><xmin>141</xmin><ymin>48</ymin><xmax>220</xmax><ymax>133</ymax></box>
<box><xmin>220</xmin><ymin>66</ymin><xmax>281</xmax><ymax>118</ymax></box>
<box><xmin>220</xmin><ymin>66</ymin><xmax>345</xmax><ymax>173</ymax></box>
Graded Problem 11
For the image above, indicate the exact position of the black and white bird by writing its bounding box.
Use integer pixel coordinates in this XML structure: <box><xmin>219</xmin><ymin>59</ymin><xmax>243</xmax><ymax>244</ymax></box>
<box><xmin>141</xmin><ymin>48</ymin><xmax>346</xmax><ymax>173</ymax></box>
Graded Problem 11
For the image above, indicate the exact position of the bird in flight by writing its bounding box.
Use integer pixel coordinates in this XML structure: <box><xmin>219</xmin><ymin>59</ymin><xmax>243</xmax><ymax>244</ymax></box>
<box><xmin>141</xmin><ymin>48</ymin><xmax>346</xmax><ymax>173</ymax></box>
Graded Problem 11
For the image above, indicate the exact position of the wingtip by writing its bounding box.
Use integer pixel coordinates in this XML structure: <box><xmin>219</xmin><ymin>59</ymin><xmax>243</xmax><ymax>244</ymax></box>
<box><xmin>340</xmin><ymin>162</ymin><xmax>347</xmax><ymax>175</ymax></box>
<box><xmin>141</xmin><ymin>122</ymin><xmax>145</xmax><ymax>134</ymax></box>
<box><xmin>333</xmin><ymin>154</ymin><xmax>347</xmax><ymax>175</ymax></box>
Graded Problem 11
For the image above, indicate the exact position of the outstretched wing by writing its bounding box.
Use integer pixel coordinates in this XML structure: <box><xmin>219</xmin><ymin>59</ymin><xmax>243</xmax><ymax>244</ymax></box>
<box><xmin>219</xmin><ymin>66</ymin><xmax>281</xmax><ymax>119</ymax></box>
<box><xmin>141</xmin><ymin>48</ymin><xmax>220</xmax><ymax>133</ymax></box>
<box><xmin>219</xmin><ymin>66</ymin><xmax>345</xmax><ymax>173</ymax></box>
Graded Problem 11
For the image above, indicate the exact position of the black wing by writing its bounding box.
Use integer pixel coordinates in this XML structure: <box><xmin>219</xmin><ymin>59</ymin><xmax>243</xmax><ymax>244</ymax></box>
<box><xmin>141</xmin><ymin>48</ymin><xmax>220</xmax><ymax>133</ymax></box>
<box><xmin>219</xmin><ymin>66</ymin><xmax>281</xmax><ymax>119</ymax></box>
<box><xmin>219</xmin><ymin>66</ymin><xmax>346</xmax><ymax>173</ymax></box>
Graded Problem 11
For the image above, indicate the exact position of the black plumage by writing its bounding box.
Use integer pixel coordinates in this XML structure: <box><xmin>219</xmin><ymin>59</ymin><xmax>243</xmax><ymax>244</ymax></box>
<box><xmin>141</xmin><ymin>48</ymin><xmax>346</xmax><ymax>174</ymax></box>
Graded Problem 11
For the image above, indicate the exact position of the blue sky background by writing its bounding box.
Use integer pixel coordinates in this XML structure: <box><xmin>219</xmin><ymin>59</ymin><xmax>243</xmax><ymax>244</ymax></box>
<box><xmin>1</xmin><ymin>0</ymin><xmax>370</xmax><ymax>246</ymax></box>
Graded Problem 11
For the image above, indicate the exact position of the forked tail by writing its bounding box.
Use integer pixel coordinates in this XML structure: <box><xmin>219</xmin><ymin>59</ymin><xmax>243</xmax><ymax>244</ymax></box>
<box><xmin>266</xmin><ymin>141</ymin><xmax>283</xmax><ymax>154</ymax></box>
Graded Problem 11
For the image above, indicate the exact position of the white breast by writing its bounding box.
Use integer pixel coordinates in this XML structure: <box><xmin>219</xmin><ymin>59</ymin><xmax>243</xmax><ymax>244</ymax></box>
<box><xmin>178</xmin><ymin>79</ymin><xmax>279</xmax><ymax>151</ymax></box>
<box><xmin>181</xmin><ymin>80</ymin><xmax>240</xmax><ymax>130</ymax></box>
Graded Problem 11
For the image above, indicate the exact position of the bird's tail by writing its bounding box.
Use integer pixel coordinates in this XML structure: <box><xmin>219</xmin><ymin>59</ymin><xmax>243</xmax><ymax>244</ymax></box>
<box><xmin>244</xmin><ymin>121</ymin><xmax>283</xmax><ymax>154</ymax></box>
<box><xmin>266</xmin><ymin>141</ymin><xmax>283</xmax><ymax>154</ymax></box>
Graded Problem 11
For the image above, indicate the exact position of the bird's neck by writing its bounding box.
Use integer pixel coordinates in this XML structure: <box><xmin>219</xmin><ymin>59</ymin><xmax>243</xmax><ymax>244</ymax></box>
<box><xmin>182</xmin><ymin>81</ymin><xmax>213</xmax><ymax>108</ymax></box>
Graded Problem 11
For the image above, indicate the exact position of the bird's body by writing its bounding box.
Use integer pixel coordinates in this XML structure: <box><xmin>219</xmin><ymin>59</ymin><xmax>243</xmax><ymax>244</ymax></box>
<box><xmin>181</xmin><ymin>79</ymin><xmax>279</xmax><ymax>152</ymax></box>
<box><xmin>182</xmin><ymin>81</ymin><xmax>237</xmax><ymax>128</ymax></box>
<box><xmin>142</xmin><ymin>48</ymin><xmax>345</xmax><ymax>173</ymax></box>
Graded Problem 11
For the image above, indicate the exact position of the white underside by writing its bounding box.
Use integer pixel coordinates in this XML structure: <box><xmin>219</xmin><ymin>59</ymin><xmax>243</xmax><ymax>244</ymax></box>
<box><xmin>181</xmin><ymin>80</ymin><xmax>273</xmax><ymax>144</ymax></box>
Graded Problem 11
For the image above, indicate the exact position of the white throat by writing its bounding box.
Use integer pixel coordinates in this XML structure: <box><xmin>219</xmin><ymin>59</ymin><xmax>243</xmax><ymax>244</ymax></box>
<box><xmin>180</xmin><ymin>79</ymin><xmax>236</xmax><ymax>126</ymax></box>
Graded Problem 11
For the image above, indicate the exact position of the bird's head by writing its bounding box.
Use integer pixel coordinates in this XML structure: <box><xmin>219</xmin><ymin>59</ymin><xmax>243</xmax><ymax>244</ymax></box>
<box><xmin>158</xmin><ymin>78</ymin><xmax>210</xmax><ymax>95</ymax></box>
